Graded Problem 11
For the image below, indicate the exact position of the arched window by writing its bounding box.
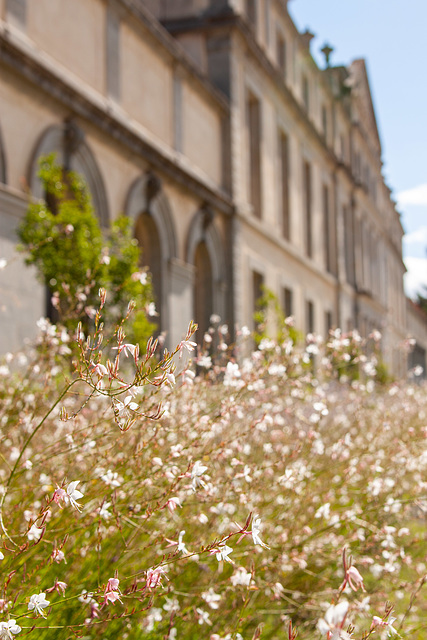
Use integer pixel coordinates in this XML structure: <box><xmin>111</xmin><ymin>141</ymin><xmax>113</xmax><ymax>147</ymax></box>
<box><xmin>134</xmin><ymin>211</ymin><xmax>162</xmax><ymax>323</ymax></box>
<box><xmin>186</xmin><ymin>205</ymin><xmax>227</xmax><ymax>344</ymax></box>
<box><xmin>194</xmin><ymin>240</ymin><xmax>213</xmax><ymax>341</ymax></box>
<box><xmin>125</xmin><ymin>173</ymin><xmax>177</xmax><ymax>339</ymax></box>
<box><xmin>28</xmin><ymin>121</ymin><xmax>109</xmax><ymax>319</ymax></box>
<box><xmin>28</xmin><ymin>121</ymin><xmax>109</xmax><ymax>226</ymax></box>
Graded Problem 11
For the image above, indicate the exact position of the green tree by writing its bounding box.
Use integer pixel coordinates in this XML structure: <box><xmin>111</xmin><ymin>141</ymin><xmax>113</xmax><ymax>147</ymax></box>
<box><xmin>18</xmin><ymin>155</ymin><xmax>156</xmax><ymax>348</ymax></box>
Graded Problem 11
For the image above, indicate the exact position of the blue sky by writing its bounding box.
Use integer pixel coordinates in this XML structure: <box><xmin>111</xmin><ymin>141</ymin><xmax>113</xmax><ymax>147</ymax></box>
<box><xmin>289</xmin><ymin>0</ymin><xmax>427</xmax><ymax>298</ymax></box>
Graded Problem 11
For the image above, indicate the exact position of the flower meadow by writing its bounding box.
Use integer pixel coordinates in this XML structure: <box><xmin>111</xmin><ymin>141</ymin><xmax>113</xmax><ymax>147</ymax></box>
<box><xmin>0</xmin><ymin>296</ymin><xmax>426</xmax><ymax>639</ymax></box>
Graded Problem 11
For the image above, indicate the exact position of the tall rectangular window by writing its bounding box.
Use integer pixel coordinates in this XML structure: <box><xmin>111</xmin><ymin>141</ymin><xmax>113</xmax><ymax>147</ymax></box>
<box><xmin>344</xmin><ymin>205</ymin><xmax>355</xmax><ymax>285</ymax></box>
<box><xmin>6</xmin><ymin>0</ymin><xmax>26</xmax><ymax>26</ymax></box>
<box><xmin>252</xmin><ymin>270</ymin><xmax>264</xmax><ymax>331</ymax></box>
<box><xmin>247</xmin><ymin>92</ymin><xmax>262</xmax><ymax>218</ymax></box>
<box><xmin>302</xmin><ymin>75</ymin><xmax>309</xmax><ymax>112</ymax></box>
<box><xmin>245</xmin><ymin>0</ymin><xmax>257</xmax><ymax>27</ymax></box>
<box><xmin>106</xmin><ymin>7</ymin><xmax>120</xmax><ymax>101</ymax></box>
<box><xmin>279</xmin><ymin>131</ymin><xmax>290</xmax><ymax>239</ymax></box>
<box><xmin>325</xmin><ymin>310</ymin><xmax>333</xmax><ymax>336</ymax></box>
<box><xmin>321</xmin><ymin>106</ymin><xmax>328</xmax><ymax>140</ymax></box>
<box><xmin>306</xmin><ymin>300</ymin><xmax>315</xmax><ymax>334</ymax></box>
<box><xmin>173</xmin><ymin>73</ymin><xmax>183</xmax><ymax>152</ymax></box>
<box><xmin>283</xmin><ymin>287</ymin><xmax>293</xmax><ymax>318</ymax></box>
<box><xmin>303</xmin><ymin>160</ymin><xmax>312</xmax><ymax>257</ymax></box>
<box><xmin>264</xmin><ymin>0</ymin><xmax>271</xmax><ymax>46</ymax></box>
<box><xmin>323</xmin><ymin>184</ymin><xmax>331</xmax><ymax>272</ymax></box>
<box><xmin>277</xmin><ymin>32</ymin><xmax>287</xmax><ymax>80</ymax></box>
<box><xmin>339</xmin><ymin>134</ymin><xmax>346</xmax><ymax>162</ymax></box>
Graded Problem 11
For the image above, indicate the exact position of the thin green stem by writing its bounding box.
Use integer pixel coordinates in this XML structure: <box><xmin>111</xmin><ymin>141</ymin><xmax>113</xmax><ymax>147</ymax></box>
<box><xmin>0</xmin><ymin>377</ymin><xmax>84</xmax><ymax>545</ymax></box>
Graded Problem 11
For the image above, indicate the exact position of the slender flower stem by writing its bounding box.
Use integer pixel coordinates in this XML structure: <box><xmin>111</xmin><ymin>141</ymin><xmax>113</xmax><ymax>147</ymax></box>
<box><xmin>0</xmin><ymin>377</ymin><xmax>84</xmax><ymax>545</ymax></box>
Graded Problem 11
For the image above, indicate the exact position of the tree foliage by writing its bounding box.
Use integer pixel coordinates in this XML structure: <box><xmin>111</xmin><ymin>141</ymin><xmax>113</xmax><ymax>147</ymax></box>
<box><xmin>18</xmin><ymin>155</ymin><xmax>156</xmax><ymax>347</ymax></box>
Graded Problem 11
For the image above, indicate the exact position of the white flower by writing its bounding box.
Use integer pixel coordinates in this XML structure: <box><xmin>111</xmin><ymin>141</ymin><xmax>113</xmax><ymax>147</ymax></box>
<box><xmin>0</xmin><ymin>552</ymin><xmax>4</xmax><ymax>561</ymax></box>
<box><xmin>315</xmin><ymin>502</ymin><xmax>331</xmax><ymax>520</ymax></box>
<box><xmin>115</xmin><ymin>396</ymin><xmax>138</xmax><ymax>414</ymax></box>
<box><xmin>131</xmin><ymin>271</ymin><xmax>148</xmax><ymax>285</ymax></box>
<box><xmin>317</xmin><ymin>601</ymin><xmax>349</xmax><ymax>638</ymax></box>
<box><xmin>78</xmin><ymin>590</ymin><xmax>95</xmax><ymax>604</ymax></box>
<box><xmin>146</xmin><ymin>302</ymin><xmax>158</xmax><ymax>317</ymax></box>
<box><xmin>101</xmin><ymin>470</ymin><xmax>122</xmax><ymax>488</ymax></box>
<box><xmin>165</xmin><ymin>371</ymin><xmax>176</xmax><ymax>386</ymax></box>
<box><xmin>201</xmin><ymin>587</ymin><xmax>221</xmax><ymax>609</ymax></box>
<box><xmin>0</xmin><ymin>259</ymin><xmax>7</xmax><ymax>270</ymax></box>
<box><xmin>191</xmin><ymin>461</ymin><xmax>208</xmax><ymax>491</ymax></box>
<box><xmin>386</xmin><ymin>616</ymin><xmax>399</xmax><ymax>636</ymax></box>
<box><xmin>372</xmin><ymin>615</ymin><xmax>399</xmax><ymax>637</ymax></box>
<box><xmin>177</xmin><ymin>530</ymin><xmax>188</xmax><ymax>554</ymax></box>
<box><xmin>144</xmin><ymin>607</ymin><xmax>163</xmax><ymax>631</ymax></box>
<box><xmin>113</xmin><ymin>343</ymin><xmax>138</xmax><ymax>358</ymax></box>
<box><xmin>27</xmin><ymin>524</ymin><xmax>43</xmax><ymax>542</ymax></box>
<box><xmin>0</xmin><ymin>620</ymin><xmax>21</xmax><ymax>637</ymax></box>
<box><xmin>28</xmin><ymin>592</ymin><xmax>50</xmax><ymax>617</ymax></box>
<box><xmin>66</xmin><ymin>481</ymin><xmax>84</xmax><ymax>512</ymax></box>
<box><xmin>230</xmin><ymin>567</ymin><xmax>252</xmax><ymax>586</ymax></box>
<box><xmin>251</xmin><ymin>515</ymin><xmax>269</xmax><ymax>549</ymax></box>
<box><xmin>99</xmin><ymin>502</ymin><xmax>112</xmax><ymax>520</ymax></box>
<box><xmin>215</xmin><ymin>544</ymin><xmax>234</xmax><ymax>564</ymax></box>
<box><xmin>91</xmin><ymin>362</ymin><xmax>108</xmax><ymax>378</ymax></box>
<box><xmin>195</xmin><ymin>607</ymin><xmax>212</xmax><ymax>625</ymax></box>
<box><xmin>163</xmin><ymin>596</ymin><xmax>180</xmax><ymax>613</ymax></box>
<box><xmin>178</xmin><ymin>339</ymin><xmax>197</xmax><ymax>359</ymax></box>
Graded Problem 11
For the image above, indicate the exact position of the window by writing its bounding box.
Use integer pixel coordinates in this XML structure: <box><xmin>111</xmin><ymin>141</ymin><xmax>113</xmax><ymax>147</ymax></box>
<box><xmin>302</xmin><ymin>74</ymin><xmax>309</xmax><ymax>112</ymax></box>
<box><xmin>173</xmin><ymin>73</ymin><xmax>183</xmax><ymax>152</ymax></box>
<box><xmin>353</xmin><ymin>151</ymin><xmax>361</xmax><ymax>180</ymax></box>
<box><xmin>247</xmin><ymin>92</ymin><xmax>262</xmax><ymax>218</ymax></box>
<box><xmin>135</xmin><ymin>211</ymin><xmax>162</xmax><ymax>332</ymax></box>
<box><xmin>245</xmin><ymin>0</ymin><xmax>257</xmax><ymax>27</ymax></box>
<box><xmin>6</xmin><ymin>0</ymin><xmax>26</xmax><ymax>26</ymax></box>
<box><xmin>321</xmin><ymin>106</ymin><xmax>328</xmax><ymax>140</ymax></box>
<box><xmin>277</xmin><ymin>32</ymin><xmax>287</xmax><ymax>80</ymax></box>
<box><xmin>106</xmin><ymin>6</ymin><xmax>120</xmax><ymax>101</ymax></box>
<box><xmin>303</xmin><ymin>160</ymin><xmax>312</xmax><ymax>257</ymax></box>
<box><xmin>339</xmin><ymin>134</ymin><xmax>346</xmax><ymax>162</ymax></box>
<box><xmin>325</xmin><ymin>310</ymin><xmax>333</xmax><ymax>336</ymax></box>
<box><xmin>306</xmin><ymin>300</ymin><xmax>315</xmax><ymax>334</ymax></box>
<box><xmin>323</xmin><ymin>184</ymin><xmax>331</xmax><ymax>273</ymax></box>
<box><xmin>252</xmin><ymin>270</ymin><xmax>264</xmax><ymax>332</ymax></box>
<box><xmin>194</xmin><ymin>241</ymin><xmax>213</xmax><ymax>344</ymax></box>
<box><xmin>279</xmin><ymin>131</ymin><xmax>290</xmax><ymax>239</ymax></box>
<box><xmin>264</xmin><ymin>0</ymin><xmax>271</xmax><ymax>45</ymax></box>
<box><xmin>282</xmin><ymin>287</ymin><xmax>293</xmax><ymax>318</ymax></box>
<box><xmin>343</xmin><ymin>205</ymin><xmax>355</xmax><ymax>285</ymax></box>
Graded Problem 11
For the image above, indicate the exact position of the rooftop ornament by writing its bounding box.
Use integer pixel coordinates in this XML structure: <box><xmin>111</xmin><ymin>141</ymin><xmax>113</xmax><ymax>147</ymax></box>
<box><xmin>321</xmin><ymin>43</ymin><xmax>334</xmax><ymax>68</ymax></box>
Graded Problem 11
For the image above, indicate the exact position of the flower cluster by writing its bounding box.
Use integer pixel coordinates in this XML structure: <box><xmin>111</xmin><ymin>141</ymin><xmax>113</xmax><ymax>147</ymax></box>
<box><xmin>0</xmin><ymin>312</ymin><xmax>425</xmax><ymax>639</ymax></box>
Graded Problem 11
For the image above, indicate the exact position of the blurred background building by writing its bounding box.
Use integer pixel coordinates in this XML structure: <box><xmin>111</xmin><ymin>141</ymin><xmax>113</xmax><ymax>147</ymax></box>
<box><xmin>0</xmin><ymin>0</ymin><xmax>424</xmax><ymax>375</ymax></box>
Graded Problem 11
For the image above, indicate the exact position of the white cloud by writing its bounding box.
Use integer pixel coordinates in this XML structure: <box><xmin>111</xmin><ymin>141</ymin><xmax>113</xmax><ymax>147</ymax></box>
<box><xmin>403</xmin><ymin>226</ymin><xmax>427</xmax><ymax>245</ymax></box>
<box><xmin>404</xmin><ymin>256</ymin><xmax>427</xmax><ymax>299</ymax></box>
<box><xmin>397</xmin><ymin>183</ymin><xmax>427</xmax><ymax>207</ymax></box>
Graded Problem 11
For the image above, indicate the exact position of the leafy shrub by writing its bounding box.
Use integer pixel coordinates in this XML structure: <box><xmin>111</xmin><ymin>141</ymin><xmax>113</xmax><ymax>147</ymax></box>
<box><xmin>18</xmin><ymin>155</ymin><xmax>156</xmax><ymax>349</ymax></box>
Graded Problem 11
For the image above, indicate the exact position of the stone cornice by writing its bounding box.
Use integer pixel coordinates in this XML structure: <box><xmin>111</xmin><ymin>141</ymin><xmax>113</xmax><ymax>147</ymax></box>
<box><xmin>0</xmin><ymin>25</ymin><xmax>233</xmax><ymax>216</ymax></box>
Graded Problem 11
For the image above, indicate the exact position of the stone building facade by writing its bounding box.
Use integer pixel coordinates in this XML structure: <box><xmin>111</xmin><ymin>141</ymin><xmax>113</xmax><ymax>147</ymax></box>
<box><xmin>0</xmin><ymin>0</ymin><xmax>419</xmax><ymax>375</ymax></box>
